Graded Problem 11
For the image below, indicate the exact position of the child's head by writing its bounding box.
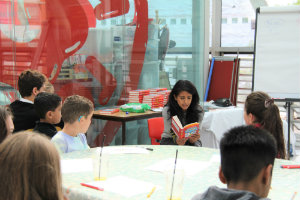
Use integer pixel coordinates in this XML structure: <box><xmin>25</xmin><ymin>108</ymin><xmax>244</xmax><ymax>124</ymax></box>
<box><xmin>244</xmin><ymin>91</ymin><xmax>274</xmax><ymax>125</ymax></box>
<box><xmin>0</xmin><ymin>106</ymin><xmax>14</xmax><ymax>143</ymax></box>
<box><xmin>34</xmin><ymin>92</ymin><xmax>62</xmax><ymax>124</ymax></box>
<box><xmin>244</xmin><ymin>91</ymin><xmax>285</xmax><ymax>159</ymax></box>
<box><xmin>0</xmin><ymin>132</ymin><xmax>63</xmax><ymax>199</ymax></box>
<box><xmin>220</xmin><ymin>125</ymin><xmax>276</xmax><ymax>197</ymax></box>
<box><xmin>168</xmin><ymin>80</ymin><xmax>200</xmax><ymax>111</ymax></box>
<box><xmin>18</xmin><ymin>69</ymin><xmax>47</xmax><ymax>98</ymax></box>
<box><xmin>44</xmin><ymin>81</ymin><xmax>55</xmax><ymax>93</ymax></box>
<box><xmin>61</xmin><ymin>95</ymin><xmax>94</xmax><ymax>133</ymax></box>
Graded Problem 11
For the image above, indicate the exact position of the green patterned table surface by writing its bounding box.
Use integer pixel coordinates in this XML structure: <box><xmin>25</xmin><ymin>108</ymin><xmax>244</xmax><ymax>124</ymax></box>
<box><xmin>61</xmin><ymin>145</ymin><xmax>300</xmax><ymax>200</ymax></box>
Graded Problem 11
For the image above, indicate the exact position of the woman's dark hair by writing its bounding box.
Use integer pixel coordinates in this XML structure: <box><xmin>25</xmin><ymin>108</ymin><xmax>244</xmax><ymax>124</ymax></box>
<box><xmin>166</xmin><ymin>80</ymin><xmax>202</xmax><ymax>125</ymax></box>
<box><xmin>0</xmin><ymin>106</ymin><xmax>13</xmax><ymax>144</ymax></box>
<box><xmin>245</xmin><ymin>91</ymin><xmax>286</xmax><ymax>159</ymax></box>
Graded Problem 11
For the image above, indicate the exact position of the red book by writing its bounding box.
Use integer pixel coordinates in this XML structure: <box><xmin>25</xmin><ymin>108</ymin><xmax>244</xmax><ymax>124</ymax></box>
<box><xmin>97</xmin><ymin>108</ymin><xmax>119</xmax><ymax>114</ymax></box>
<box><xmin>171</xmin><ymin>115</ymin><xmax>199</xmax><ymax>139</ymax></box>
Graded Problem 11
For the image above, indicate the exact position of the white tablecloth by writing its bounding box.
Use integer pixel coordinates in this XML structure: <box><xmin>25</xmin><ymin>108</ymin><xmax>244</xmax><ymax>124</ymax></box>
<box><xmin>200</xmin><ymin>107</ymin><xmax>244</xmax><ymax>149</ymax></box>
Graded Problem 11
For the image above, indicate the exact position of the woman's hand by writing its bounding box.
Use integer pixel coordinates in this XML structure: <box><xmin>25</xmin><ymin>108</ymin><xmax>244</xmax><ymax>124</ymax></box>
<box><xmin>176</xmin><ymin>137</ymin><xmax>188</xmax><ymax>145</ymax></box>
<box><xmin>188</xmin><ymin>133</ymin><xmax>200</xmax><ymax>144</ymax></box>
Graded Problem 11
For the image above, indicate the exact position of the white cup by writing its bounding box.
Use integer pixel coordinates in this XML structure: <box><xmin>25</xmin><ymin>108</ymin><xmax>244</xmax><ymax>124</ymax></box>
<box><xmin>164</xmin><ymin>168</ymin><xmax>185</xmax><ymax>200</ymax></box>
<box><xmin>92</xmin><ymin>154</ymin><xmax>109</xmax><ymax>181</ymax></box>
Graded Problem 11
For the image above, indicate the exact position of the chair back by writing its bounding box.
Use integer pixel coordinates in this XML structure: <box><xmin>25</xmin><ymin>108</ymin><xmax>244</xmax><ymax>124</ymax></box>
<box><xmin>147</xmin><ymin>117</ymin><xmax>164</xmax><ymax>145</ymax></box>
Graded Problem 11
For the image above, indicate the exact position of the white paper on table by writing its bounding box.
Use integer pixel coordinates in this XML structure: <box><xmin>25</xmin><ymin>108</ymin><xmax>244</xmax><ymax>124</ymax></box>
<box><xmin>61</xmin><ymin>158</ymin><xmax>92</xmax><ymax>174</ymax></box>
<box><xmin>83</xmin><ymin>176</ymin><xmax>157</xmax><ymax>197</ymax></box>
<box><xmin>96</xmin><ymin>147</ymin><xmax>150</xmax><ymax>154</ymax></box>
<box><xmin>151</xmin><ymin>107</ymin><xmax>163</xmax><ymax>112</ymax></box>
<box><xmin>145</xmin><ymin>158</ymin><xmax>210</xmax><ymax>177</ymax></box>
<box><xmin>209</xmin><ymin>154</ymin><xmax>221</xmax><ymax>163</ymax></box>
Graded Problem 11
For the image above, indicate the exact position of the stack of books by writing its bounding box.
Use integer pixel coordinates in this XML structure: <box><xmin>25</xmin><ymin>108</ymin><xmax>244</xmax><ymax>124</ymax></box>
<box><xmin>158</xmin><ymin>90</ymin><xmax>170</xmax><ymax>106</ymax></box>
<box><xmin>128</xmin><ymin>89</ymin><xmax>150</xmax><ymax>103</ymax></box>
<box><xmin>149</xmin><ymin>88</ymin><xmax>168</xmax><ymax>95</ymax></box>
<box><xmin>97</xmin><ymin>107</ymin><xmax>120</xmax><ymax>114</ymax></box>
<box><xmin>143</xmin><ymin>94</ymin><xmax>164</xmax><ymax>109</ymax></box>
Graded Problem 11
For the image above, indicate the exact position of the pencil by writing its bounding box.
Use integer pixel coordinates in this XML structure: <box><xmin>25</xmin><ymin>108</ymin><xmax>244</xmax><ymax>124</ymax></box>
<box><xmin>80</xmin><ymin>183</ymin><xmax>104</xmax><ymax>191</ymax></box>
<box><xmin>170</xmin><ymin>149</ymin><xmax>178</xmax><ymax>200</ymax></box>
<box><xmin>147</xmin><ymin>186</ymin><xmax>156</xmax><ymax>198</ymax></box>
<box><xmin>291</xmin><ymin>192</ymin><xmax>297</xmax><ymax>200</ymax></box>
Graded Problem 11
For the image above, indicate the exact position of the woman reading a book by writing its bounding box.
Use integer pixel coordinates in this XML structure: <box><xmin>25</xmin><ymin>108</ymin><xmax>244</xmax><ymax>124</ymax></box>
<box><xmin>244</xmin><ymin>91</ymin><xmax>286</xmax><ymax>159</ymax></box>
<box><xmin>161</xmin><ymin>80</ymin><xmax>204</xmax><ymax>146</ymax></box>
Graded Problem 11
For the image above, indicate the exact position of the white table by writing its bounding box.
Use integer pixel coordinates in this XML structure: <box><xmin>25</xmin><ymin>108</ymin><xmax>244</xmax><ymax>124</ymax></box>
<box><xmin>61</xmin><ymin>146</ymin><xmax>300</xmax><ymax>200</ymax></box>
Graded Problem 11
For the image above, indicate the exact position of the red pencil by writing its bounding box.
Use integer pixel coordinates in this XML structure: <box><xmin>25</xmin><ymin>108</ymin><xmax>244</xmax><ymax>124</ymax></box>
<box><xmin>280</xmin><ymin>165</ymin><xmax>300</xmax><ymax>169</ymax></box>
<box><xmin>80</xmin><ymin>183</ymin><xmax>104</xmax><ymax>191</ymax></box>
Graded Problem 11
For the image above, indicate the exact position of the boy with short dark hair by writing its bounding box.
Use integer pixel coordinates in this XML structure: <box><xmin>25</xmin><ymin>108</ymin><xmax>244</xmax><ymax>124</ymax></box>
<box><xmin>192</xmin><ymin>125</ymin><xmax>277</xmax><ymax>200</ymax></box>
<box><xmin>51</xmin><ymin>95</ymin><xmax>94</xmax><ymax>154</ymax></box>
<box><xmin>10</xmin><ymin>69</ymin><xmax>47</xmax><ymax>132</ymax></box>
<box><xmin>34</xmin><ymin>92</ymin><xmax>62</xmax><ymax>138</ymax></box>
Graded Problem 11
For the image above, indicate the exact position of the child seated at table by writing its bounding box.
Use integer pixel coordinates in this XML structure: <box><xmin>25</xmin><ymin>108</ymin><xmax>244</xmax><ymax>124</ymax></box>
<box><xmin>51</xmin><ymin>95</ymin><xmax>93</xmax><ymax>154</ymax></box>
<box><xmin>192</xmin><ymin>125</ymin><xmax>276</xmax><ymax>200</ymax></box>
<box><xmin>10</xmin><ymin>69</ymin><xmax>47</xmax><ymax>132</ymax></box>
<box><xmin>0</xmin><ymin>106</ymin><xmax>14</xmax><ymax>144</ymax></box>
<box><xmin>34</xmin><ymin>92</ymin><xmax>62</xmax><ymax>138</ymax></box>
<box><xmin>244</xmin><ymin>91</ymin><xmax>286</xmax><ymax>159</ymax></box>
<box><xmin>0</xmin><ymin>132</ymin><xmax>64</xmax><ymax>199</ymax></box>
<box><xmin>44</xmin><ymin>81</ymin><xmax>55</xmax><ymax>93</ymax></box>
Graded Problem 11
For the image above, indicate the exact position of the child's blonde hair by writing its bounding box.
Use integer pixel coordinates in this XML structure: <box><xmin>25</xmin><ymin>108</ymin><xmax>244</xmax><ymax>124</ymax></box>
<box><xmin>0</xmin><ymin>132</ymin><xmax>64</xmax><ymax>199</ymax></box>
<box><xmin>44</xmin><ymin>81</ymin><xmax>55</xmax><ymax>93</ymax></box>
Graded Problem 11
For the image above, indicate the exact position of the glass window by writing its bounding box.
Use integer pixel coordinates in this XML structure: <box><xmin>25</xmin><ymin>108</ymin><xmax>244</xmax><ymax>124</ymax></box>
<box><xmin>170</xmin><ymin>18</ymin><xmax>176</xmax><ymax>25</ymax></box>
<box><xmin>222</xmin><ymin>18</ymin><xmax>227</xmax><ymax>24</ymax></box>
<box><xmin>180</xmin><ymin>18</ymin><xmax>187</xmax><ymax>24</ymax></box>
<box><xmin>221</xmin><ymin>0</ymin><xmax>255</xmax><ymax>47</ymax></box>
<box><xmin>111</xmin><ymin>19</ymin><xmax>116</xmax><ymax>25</ymax></box>
<box><xmin>231</xmin><ymin>18</ymin><xmax>238</xmax><ymax>24</ymax></box>
<box><xmin>0</xmin><ymin>0</ymin><xmax>206</xmax><ymax>147</ymax></box>
<box><xmin>242</xmin><ymin>17</ymin><xmax>248</xmax><ymax>23</ymax></box>
<box><xmin>221</xmin><ymin>0</ymin><xmax>299</xmax><ymax>47</ymax></box>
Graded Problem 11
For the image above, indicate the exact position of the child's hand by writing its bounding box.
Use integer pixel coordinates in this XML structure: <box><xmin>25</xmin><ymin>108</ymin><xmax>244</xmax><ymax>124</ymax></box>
<box><xmin>188</xmin><ymin>133</ymin><xmax>200</xmax><ymax>144</ymax></box>
<box><xmin>176</xmin><ymin>137</ymin><xmax>188</xmax><ymax>145</ymax></box>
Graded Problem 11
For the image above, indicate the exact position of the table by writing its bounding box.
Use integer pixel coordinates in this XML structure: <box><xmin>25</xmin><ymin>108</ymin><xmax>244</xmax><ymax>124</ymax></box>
<box><xmin>93</xmin><ymin>110</ymin><xmax>162</xmax><ymax>145</ymax></box>
<box><xmin>61</xmin><ymin>146</ymin><xmax>300</xmax><ymax>200</ymax></box>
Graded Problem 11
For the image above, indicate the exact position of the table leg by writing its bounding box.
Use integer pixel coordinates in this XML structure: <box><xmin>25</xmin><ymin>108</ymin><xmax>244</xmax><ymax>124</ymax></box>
<box><xmin>122</xmin><ymin>121</ymin><xmax>126</xmax><ymax>145</ymax></box>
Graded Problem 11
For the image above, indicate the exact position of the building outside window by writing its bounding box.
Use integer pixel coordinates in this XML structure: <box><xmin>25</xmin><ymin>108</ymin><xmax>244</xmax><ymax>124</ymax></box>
<box><xmin>0</xmin><ymin>0</ymin><xmax>207</xmax><ymax>146</ymax></box>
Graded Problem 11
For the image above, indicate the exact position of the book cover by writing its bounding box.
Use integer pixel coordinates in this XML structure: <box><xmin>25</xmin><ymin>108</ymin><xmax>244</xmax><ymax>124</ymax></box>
<box><xmin>97</xmin><ymin>108</ymin><xmax>120</xmax><ymax>114</ymax></box>
<box><xmin>171</xmin><ymin>115</ymin><xmax>199</xmax><ymax>139</ymax></box>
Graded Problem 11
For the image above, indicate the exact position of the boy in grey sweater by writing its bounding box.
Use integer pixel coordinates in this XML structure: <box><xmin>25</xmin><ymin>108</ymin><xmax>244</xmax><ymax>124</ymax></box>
<box><xmin>192</xmin><ymin>125</ymin><xmax>276</xmax><ymax>200</ymax></box>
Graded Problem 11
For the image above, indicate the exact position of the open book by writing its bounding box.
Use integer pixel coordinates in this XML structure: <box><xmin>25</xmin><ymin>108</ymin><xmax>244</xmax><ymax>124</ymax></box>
<box><xmin>171</xmin><ymin>115</ymin><xmax>200</xmax><ymax>139</ymax></box>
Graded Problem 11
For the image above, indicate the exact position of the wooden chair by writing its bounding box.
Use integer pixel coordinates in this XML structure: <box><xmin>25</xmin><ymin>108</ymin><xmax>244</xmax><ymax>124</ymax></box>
<box><xmin>147</xmin><ymin>117</ymin><xmax>164</xmax><ymax>145</ymax></box>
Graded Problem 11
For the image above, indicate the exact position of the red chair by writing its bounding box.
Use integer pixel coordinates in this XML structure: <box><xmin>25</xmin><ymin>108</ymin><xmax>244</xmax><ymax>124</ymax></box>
<box><xmin>147</xmin><ymin>117</ymin><xmax>164</xmax><ymax>145</ymax></box>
